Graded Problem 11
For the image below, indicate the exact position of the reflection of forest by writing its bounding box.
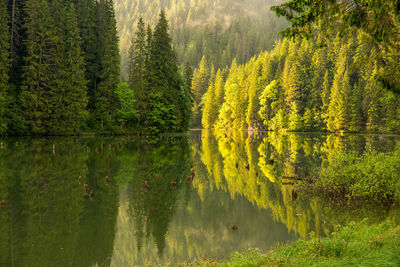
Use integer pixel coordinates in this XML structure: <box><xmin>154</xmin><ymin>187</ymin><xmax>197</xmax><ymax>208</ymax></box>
<box><xmin>192</xmin><ymin>130</ymin><xmax>400</xmax><ymax>238</ymax></box>
<box><xmin>0</xmin><ymin>134</ymin><xmax>399</xmax><ymax>266</ymax></box>
<box><xmin>0</xmin><ymin>138</ymin><xmax>120</xmax><ymax>267</ymax></box>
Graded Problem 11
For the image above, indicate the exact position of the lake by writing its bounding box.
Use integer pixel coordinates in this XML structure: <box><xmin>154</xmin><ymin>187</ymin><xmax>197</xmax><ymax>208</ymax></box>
<box><xmin>0</xmin><ymin>131</ymin><xmax>399</xmax><ymax>266</ymax></box>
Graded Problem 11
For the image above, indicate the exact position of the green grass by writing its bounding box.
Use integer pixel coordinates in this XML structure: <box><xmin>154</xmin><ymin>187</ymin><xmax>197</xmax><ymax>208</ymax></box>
<box><xmin>186</xmin><ymin>220</ymin><xmax>400</xmax><ymax>267</ymax></box>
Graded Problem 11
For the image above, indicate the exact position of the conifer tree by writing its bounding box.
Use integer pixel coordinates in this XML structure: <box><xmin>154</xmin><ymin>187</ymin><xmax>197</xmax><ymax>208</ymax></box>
<box><xmin>246</xmin><ymin>62</ymin><xmax>261</xmax><ymax>129</ymax></box>
<box><xmin>128</xmin><ymin>17</ymin><xmax>146</xmax><ymax>127</ymax></box>
<box><xmin>23</xmin><ymin>0</ymin><xmax>58</xmax><ymax>134</ymax></box>
<box><xmin>55</xmin><ymin>4</ymin><xmax>87</xmax><ymax>134</ymax></box>
<box><xmin>327</xmin><ymin>66</ymin><xmax>352</xmax><ymax>132</ymax></box>
<box><xmin>96</xmin><ymin>0</ymin><xmax>120</xmax><ymax>129</ymax></box>
<box><xmin>0</xmin><ymin>0</ymin><xmax>9</xmax><ymax>134</ymax></box>
<box><xmin>146</xmin><ymin>10</ymin><xmax>185</xmax><ymax>133</ymax></box>
<box><xmin>349</xmin><ymin>82</ymin><xmax>364</xmax><ymax>132</ymax></box>
<box><xmin>191</xmin><ymin>56</ymin><xmax>209</xmax><ymax>127</ymax></box>
<box><xmin>202</xmin><ymin>79</ymin><xmax>215</xmax><ymax>129</ymax></box>
<box><xmin>76</xmin><ymin>0</ymin><xmax>99</xmax><ymax>112</ymax></box>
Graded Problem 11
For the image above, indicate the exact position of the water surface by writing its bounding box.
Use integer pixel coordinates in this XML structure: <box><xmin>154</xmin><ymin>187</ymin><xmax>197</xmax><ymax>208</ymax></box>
<box><xmin>0</xmin><ymin>131</ymin><xmax>399</xmax><ymax>266</ymax></box>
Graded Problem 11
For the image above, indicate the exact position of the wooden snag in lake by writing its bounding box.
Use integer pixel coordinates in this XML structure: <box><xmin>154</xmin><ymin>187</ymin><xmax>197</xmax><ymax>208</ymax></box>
<box><xmin>142</xmin><ymin>180</ymin><xmax>148</xmax><ymax>190</ymax></box>
<box><xmin>89</xmin><ymin>190</ymin><xmax>94</xmax><ymax>199</ymax></box>
<box><xmin>84</xmin><ymin>184</ymin><xmax>88</xmax><ymax>194</ymax></box>
<box><xmin>171</xmin><ymin>181</ymin><xmax>177</xmax><ymax>188</ymax></box>
<box><xmin>292</xmin><ymin>190</ymin><xmax>298</xmax><ymax>201</ymax></box>
<box><xmin>230</xmin><ymin>225</ymin><xmax>238</xmax><ymax>230</ymax></box>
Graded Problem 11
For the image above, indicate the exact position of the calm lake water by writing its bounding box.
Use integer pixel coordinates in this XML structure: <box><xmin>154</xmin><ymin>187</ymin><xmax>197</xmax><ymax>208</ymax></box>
<box><xmin>0</xmin><ymin>131</ymin><xmax>399</xmax><ymax>266</ymax></box>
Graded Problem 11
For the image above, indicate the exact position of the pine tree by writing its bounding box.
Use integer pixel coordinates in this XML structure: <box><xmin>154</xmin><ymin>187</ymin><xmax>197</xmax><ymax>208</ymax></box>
<box><xmin>76</xmin><ymin>0</ymin><xmax>99</xmax><ymax>112</ymax></box>
<box><xmin>349</xmin><ymin>82</ymin><xmax>364</xmax><ymax>132</ymax></box>
<box><xmin>56</xmin><ymin>4</ymin><xmax>88</xmax><ymax>134</ymax></box>
<box><xmin>202</xmin><ymin>78</ymin><xmax>215</xmax><ymax>129</ymax></box>
<box><xmin>191</xmin><ymin>56</ymin><xmax>209</xmax><ymax>127</ymax></box>
<box><xmin>23</xmin><ymin>0</ymin><xmax>58</xmax><ymax>134</ymax></box>
<box><xmin>246</xmin><ymin>61</ymin><xmax>261</xmax><ymax>129</ymax></box>
<box><xmin>129</xmin><ymin>17</ymin><xmax>146</xmax><ymax>128</ymax></box>
<box><xmin>327</xmin><ymin>66</ymin><xmax>352</xmax><ymax>132</ymax></box>
<box><xmin>146</xmin><ymin>10</ymin><xmax>186</xmax><ymax>133</ymax></box>
<box><xmin>96</xmin><ymin>0</ymin><xmax>120</xmax><ymax>130</ymax></box>
<box><xmin>0</xmin><ymin>0</ymin><xmax>9</xmax><ymax>134</ymax></box>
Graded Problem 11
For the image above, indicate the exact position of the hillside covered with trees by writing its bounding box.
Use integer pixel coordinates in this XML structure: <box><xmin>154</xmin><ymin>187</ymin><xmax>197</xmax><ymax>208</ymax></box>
<box><xmin>115</xmin><ymin>0</ymin><xmax>288</xmax><ymax>77</ymax></box>
<box><xmin>197</xmin><ymin>1</ymin><xmax>400</xmax><ymax>133</ymax></box>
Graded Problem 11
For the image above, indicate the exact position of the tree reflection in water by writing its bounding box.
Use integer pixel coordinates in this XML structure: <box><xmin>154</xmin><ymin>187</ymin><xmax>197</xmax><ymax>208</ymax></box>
<box><xmin>0</xmin><ymin>132</ymin><xmax>399</xmax><ymax>266</ymax></box>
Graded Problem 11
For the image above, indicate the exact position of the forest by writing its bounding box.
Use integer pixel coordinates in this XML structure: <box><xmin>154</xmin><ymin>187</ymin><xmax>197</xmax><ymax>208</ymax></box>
<box><xmin>115</xmin><ymin>0</ymin><xmax>288</xmax><ymax>77</ymax></box>
<box><xmin>0</xmin><ymin>0</ymin><xmax>120</xmax><ymax>135</ymax></box>
<box><xmin>1</xmin><ymin>0</ymin><xmax>400</xmax><ymax>135</ymax></box>
<box><xmin>193</xmin><ymin>1</ymin><xmax>400</xmax><ymax>133</ymax></box>
<box><xmin>0</xmin><ymin>0</ymin><xmax>191</xmax><ymax>135</ymax></box>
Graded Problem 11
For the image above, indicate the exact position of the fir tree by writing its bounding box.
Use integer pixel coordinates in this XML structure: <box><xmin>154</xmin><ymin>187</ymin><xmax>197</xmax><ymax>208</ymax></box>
<box><xmin>96</xmin><ymin>0</ymin><xmax>120</xmax><ymax>130</ymax></box>
<box><xmin>129</xmin><ymin>17</ymin><xmax>146</xmax><ymax>128</ymax></box>
<box><xmin>23</xmin><ymin>0</ymin><xmax>58</xmax><ymax>134</ymax></box>
<box><xmin>191</xmin><ymin>56</ymin><xmax>209</xmax><ymax>127</ymax></box>
<box><xmin>0</xmin><ymin>0</ymin><xmax>9</xmax><ymax>134</ymax></box>
<box><xmin>76</xmin><ymin>0</ymin><xmax>99</xmax><ymax>112</ymax></box>
<box><xmin>146</xmin><ymin>10</ymin><xmax>187</xmax><ymax>133</ymax></box>
<box><xmin>56</xmin><ymin>3</ymin><xmax>88</xmax><ymax>134</ymax></box>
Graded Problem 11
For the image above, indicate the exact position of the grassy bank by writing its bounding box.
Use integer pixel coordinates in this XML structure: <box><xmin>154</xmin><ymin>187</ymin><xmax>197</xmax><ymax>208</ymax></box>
<box><xmin>191</xmin><ymin>221</ymin><xmax>400</xmax><ymax>266</ymax></box>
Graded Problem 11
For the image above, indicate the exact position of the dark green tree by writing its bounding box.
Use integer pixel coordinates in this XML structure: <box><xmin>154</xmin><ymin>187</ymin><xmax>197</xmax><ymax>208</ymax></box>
<box><xmin>22</xmin><ymin>0</ymin><xmax>58</xmax><ymax>134</ymax></box>
<box><xmin>95</xmin><ymin>0</ymin><xmax>120</xmax><ymax>130</ymax></box>
<box><xmin>145</xmin><ymin>11</ymin><xmax>188</xmax><ymax>133</ymax></box>
<box><xmin>128</xmin><ymin>17</ymin><xmax>146</xmax><ymax>128</ymax></box>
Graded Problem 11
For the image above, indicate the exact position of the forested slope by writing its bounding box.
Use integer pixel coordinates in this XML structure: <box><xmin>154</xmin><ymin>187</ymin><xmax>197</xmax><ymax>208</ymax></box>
<box><xmin>115</xmin><ymin>0</ymin><xmax>287</xmax><ymax>77</ymax></box>
<box><xmin>199</xmin><ymin>35</ymin><xmax>400</xmax><ymax>133</ymax></box>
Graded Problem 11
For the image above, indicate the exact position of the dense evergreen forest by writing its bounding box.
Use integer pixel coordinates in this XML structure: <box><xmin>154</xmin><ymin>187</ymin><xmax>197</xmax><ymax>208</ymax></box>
<box><xmin>115</xmin><ymin>0</ymin><xmax>288</xmax><ymax>77</ymax></box>
<box><xmin>196</xmin><ymin>0</ymin><xmax>400</xmax><ymax>133</ymax></box>
<box><xmin>0</xmin><ymin>0</ymin><xmax>120</xmax><ymax>135</ymax></box>
<box><xmin>126</xmin><ymin>13</ymin><xmax>191</xmax><ymax>133</ymax></box>
<box><xmin>0</xmin><ymin>0</ymin><xmax>190</xmax><ymax>135</ymax></box>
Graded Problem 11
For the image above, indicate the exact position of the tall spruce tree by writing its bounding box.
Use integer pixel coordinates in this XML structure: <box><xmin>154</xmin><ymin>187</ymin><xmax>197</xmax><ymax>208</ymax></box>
<box><xmin>146</xmin><ymin>10</ymin><xmax>185</xmax><ymax>133</ymax></box>
<box><xmin>23</xmin><ymin>0</ymin><xmax>58</xmax><ymax>134</ymax></box>
<box><xmin>76</xmin><ymin>0</ymin><xmax>99</xmax><ymax>112</ymax></box>
<box><xmin>96</xmin><ymin>0</ymin><xmax>120</xmax><ymax>129</ymax></box>
<box><xmin>191</xmin><ymin>56</ymin><xmax>209</xmax><ymax>127</ymax></box>
<box><xmin>0</xmin><ymin>0</ymin><xmax>9</xmax><ymax>134</ymax></box>
<box><xmin>128</xmin><ymin>17</ymin><xmax>146</xmax><ymax>128</ymax></box>
<box><xmin>56</xmin><ymin>4</ymin><xmax>87</xmax><ymax>134</ymax></box>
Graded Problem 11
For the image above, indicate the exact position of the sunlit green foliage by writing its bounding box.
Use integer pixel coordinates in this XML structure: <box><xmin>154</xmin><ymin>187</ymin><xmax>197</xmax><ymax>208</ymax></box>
<box><xmin>271</xmin><ymin>0</ymin><xmax>400</xmax><ymax>95</ymax></box>
<box><xmin>310</xmin><ymin>148</ymin><xmax>400</xmax><ymax>203</ymax></box>
<box><xmin>200</xmin><ymin>35</ymin><xmax>400</xmax><ymax>133</ymax></box>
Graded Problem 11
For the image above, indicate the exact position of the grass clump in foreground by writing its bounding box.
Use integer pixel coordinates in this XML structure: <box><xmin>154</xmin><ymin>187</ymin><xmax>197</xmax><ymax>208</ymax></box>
<box><xmin>191</xmin><ymin>220</ymin><xmax>400</xmax><ymax>267</ymax></box>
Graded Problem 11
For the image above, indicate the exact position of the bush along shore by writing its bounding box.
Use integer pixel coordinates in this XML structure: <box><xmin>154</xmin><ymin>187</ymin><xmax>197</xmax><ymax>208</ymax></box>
<box><xmin>300</xmin><ymin>147</ymin><xmax>400</xmax><ymax>205</ymax></box>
